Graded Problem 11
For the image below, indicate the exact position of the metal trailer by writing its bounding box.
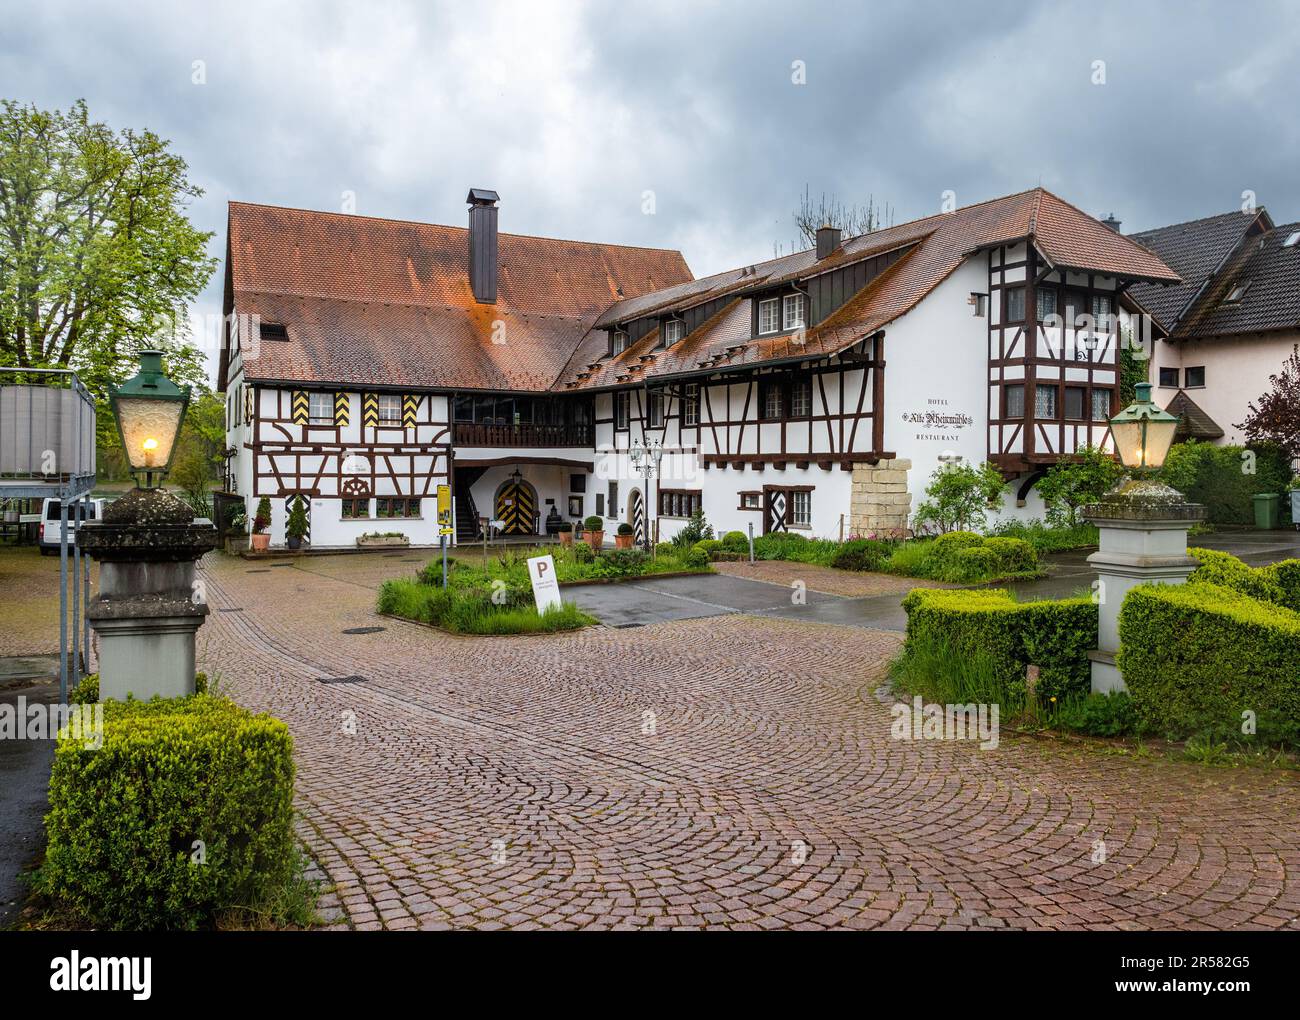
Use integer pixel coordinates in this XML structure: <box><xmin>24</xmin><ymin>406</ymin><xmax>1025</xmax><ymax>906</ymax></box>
<box><xmin>0</xmin><ymin>367</ymin><xmax>97</xmax><ymax>702</ymax></box>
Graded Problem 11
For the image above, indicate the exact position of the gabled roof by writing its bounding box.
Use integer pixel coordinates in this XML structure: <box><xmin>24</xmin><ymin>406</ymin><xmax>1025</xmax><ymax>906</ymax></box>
<box><xmin>1175</xmin><ymin>220</ymin><xmax>1300</xmax><ymax>340</ymax></box>
<box><xmin>220</xmin><ymin>188</ymin><xmax>1179</xmax><ymax>394</ymax></box>
<box><xmin>220</xmin><ymin>202</ymin><xmax>692</xmax><ymax>391</ymax></box>
<box><xmin>1165</xmin><ymin>389</ymin><xmax>1224</xmax><ymax>441</ymax></box>
<box><xmin>1128</xmin><ymin>210</ymin><xmax>1270</xmax><ymax>331</ymax></box>
<box><xmin>558</xmin><ymin>188</ymin><xmax>1179</xmax><ymax>390</ymax></box>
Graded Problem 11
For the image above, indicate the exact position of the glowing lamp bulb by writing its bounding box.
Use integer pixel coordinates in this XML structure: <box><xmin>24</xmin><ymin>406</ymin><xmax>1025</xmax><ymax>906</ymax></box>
<box><xmin>142</xmin><ymin>437</ymin><xmax>159</xmax><ymax>451</ymax></box>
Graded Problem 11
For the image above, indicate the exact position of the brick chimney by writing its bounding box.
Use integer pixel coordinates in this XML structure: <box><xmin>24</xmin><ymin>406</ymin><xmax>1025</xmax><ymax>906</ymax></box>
<box><xmin>1100</xmin><ymin>213</ymin><xmax>1122</xmax><ymax>233</ymax></box>
<box><xmin>467</xmin><ymin>188</ymin><xmax>500</xmax><ymax>303</ymax></box>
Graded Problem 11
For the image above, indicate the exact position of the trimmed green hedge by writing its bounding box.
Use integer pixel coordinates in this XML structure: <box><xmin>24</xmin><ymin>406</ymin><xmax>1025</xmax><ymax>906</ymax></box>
<box><xmin>1117</xmin><ymin>581</ymin><xmax>1300</xmax><ymax>742</ymax></box>
<box><xmin>1263</xmin><ymin>558</ymin><xmax>1300</xmax><ymax>613</ymax></box>
<box><xmin>70</xmin><ymin>671</ymin><xmax>209</xmax><ymax>705</ymax></box>
<box><xmin>829</xmin><ymin>538</ymin><xmax>894</xmax><ymax>572</ymax></box>
<box><xmin>1187</xmin><ymin>547</ymin><xmax>1282</xmax><ymax>603</ymax></box>
<box><xmin>901</xmin><ymin>588</ymin><xmax>1097</xmax><ymax>702</ymax></box>
<box><xmin>43</xmin><ymin>694</ymin><xmax>297</xmax><ymax>929</ymax></box>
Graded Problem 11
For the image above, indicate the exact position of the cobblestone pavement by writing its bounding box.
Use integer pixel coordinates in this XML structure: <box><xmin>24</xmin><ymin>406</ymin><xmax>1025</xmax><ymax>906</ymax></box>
<box><xmin>710</xmin><ymin>558</ymin><xmax>950</xmax><ymax>597</ymax></box>
<box><xmin>0</xmin><ymin>546</ymin><xmax>97</xmax><ymax>659</ymax></box>
<box><xmin>195</xmin><ymin>552</ymin><xmax>1300</xmax><ymax>931</ymax></box>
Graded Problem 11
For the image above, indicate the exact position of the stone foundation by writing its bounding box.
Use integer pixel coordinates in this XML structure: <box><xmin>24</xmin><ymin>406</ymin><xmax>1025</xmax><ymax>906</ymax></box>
<box><xmin>849</xmin><ymin>457</ymin><xmax>912</xmax><ymax>537</ymax></box>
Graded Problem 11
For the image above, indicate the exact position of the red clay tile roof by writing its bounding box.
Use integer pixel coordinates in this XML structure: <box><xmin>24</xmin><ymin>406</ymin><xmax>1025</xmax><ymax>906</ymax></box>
<box><xmin>560</xmin><ymin>188</ymin><xmax>1180</xmax><ymax>390</ymax></box>
<box><xmin>222</xmin><ymin>202</ymin><xmax>692</xmax><ymax>391</ymax></box>
<box><xmin>222</xmin><ymin>188</ymin><xmax>1179</xmax><ymax>394</ymax></box>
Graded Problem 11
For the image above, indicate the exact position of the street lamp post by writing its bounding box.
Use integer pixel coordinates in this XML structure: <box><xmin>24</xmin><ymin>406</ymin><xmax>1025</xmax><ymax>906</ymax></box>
<box><xmin>1083</xmin><ymin>382</ymin><xmax>1204</xmax><ymax>694</ymax></box>
<box><xmin>79</xmin><ymin>351</ymin><xmax>218</xmax><ymax>702</ymax></box>
<box><xmin>628</xmin><ymin>438</ymin><xmax>664</xmax><ymax>551</ymax></box>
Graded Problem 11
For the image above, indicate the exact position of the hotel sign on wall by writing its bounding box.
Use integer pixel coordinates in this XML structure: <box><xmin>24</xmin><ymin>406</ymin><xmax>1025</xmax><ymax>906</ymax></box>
<box><xmin>902</xmin><ymin>399</ymin><xmax>974</xmax><ymax>442</ymax></box>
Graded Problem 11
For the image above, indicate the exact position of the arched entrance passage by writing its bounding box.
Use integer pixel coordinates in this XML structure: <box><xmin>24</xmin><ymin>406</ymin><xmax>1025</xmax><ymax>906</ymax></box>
<box><xmin>493</xmin><ymin>473</ymin><xmax>538</xmax><ymax>535</ymax></box>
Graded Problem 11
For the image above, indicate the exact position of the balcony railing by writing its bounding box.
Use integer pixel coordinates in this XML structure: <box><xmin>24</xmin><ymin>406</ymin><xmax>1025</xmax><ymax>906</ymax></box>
<box><xmin>453</xmin><ymin>422</ymin><xmax>592</xmax><ymax>448</ymax></box>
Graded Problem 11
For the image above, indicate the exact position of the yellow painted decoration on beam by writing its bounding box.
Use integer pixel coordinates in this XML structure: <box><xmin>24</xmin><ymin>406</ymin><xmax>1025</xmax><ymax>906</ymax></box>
<box><xmin>362</xmin><ymin>392</ymin><xmax>379</xmax><ymax>427</ymax></box>
<box><xmin>334</xmin><ymin>391</ymin><xmax>350</xmax><ymax>426</ymax></box>
<box><xmin>291</xmin><ymin>390</ymin><xmax>309</xmax><ymax>425</ymax></box>
<box><xmin>402</xmin><ymin>393</ymin><xmax>418</xmax><ymax>428</ymax></box>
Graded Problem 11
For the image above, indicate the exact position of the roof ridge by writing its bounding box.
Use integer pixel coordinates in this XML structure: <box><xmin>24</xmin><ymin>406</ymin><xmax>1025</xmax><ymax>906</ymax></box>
<box><xmin>227</xmin><ymin>199</ymin><xmax>690</xmax><ymax>257</ymax></box>
<box><xmin>1130</xmin><ymin>208</ymin><xmax>1263</xmax><ymax>237</ymax></box>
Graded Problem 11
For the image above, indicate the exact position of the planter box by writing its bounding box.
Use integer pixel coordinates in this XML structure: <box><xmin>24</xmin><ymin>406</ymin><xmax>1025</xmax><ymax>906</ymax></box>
<box><xmin>585</xmin><ymin>530</ymin><xmax>605</xmax><ymax>549</ymax></box>
<box><xmin>357</xmin><ymin>534</ymin><xmax>409</xmax><ymax>549</ymax></box>
<box><xmin>558</xmin><ymin>531</ymin><xmax>574</xmax><ymax>546</ymax></box>
<box><xmin>614</xmin><ymin>533</ymin><xmax>635</xmax><ymax>549</ymax></box>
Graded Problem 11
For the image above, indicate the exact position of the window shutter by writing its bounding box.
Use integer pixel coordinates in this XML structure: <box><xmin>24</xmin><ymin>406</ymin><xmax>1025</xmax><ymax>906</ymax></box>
<box><xmin>244</xmin><ymin>386</ymin><xmax>253</xmax><ymax>423</ymax></box>
<box><xmin>402</xmin><ymin>393</ymin><xmax>418</xmax><ymax>427</ymax></box>
<box><xmin>362</xmin><ymin>392</ymin><xmax>379</xmax><ymax>427</ymax></box>
<box><xmin>334</xmin><ymin>391</ymin><xmax>350</xmax><ymax>426</ymax></box>
<box><xmin>291</xmin><ymin>390</ymin><xmax>309</xmax><ymax>425</ymax></box>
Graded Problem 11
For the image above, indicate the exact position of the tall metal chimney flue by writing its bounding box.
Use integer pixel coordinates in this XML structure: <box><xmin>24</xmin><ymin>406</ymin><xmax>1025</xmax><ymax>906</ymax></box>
<box><xmin>467</xmin><ymin>188</ymin><xmax>500</xmax><ymax>304</ymax></box>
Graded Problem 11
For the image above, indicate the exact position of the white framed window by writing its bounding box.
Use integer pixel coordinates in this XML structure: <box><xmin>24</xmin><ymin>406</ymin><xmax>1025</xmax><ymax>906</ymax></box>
<box><xmin>377</xmin><ymin>393</ymin><xmax>402</xmax><ymax>425</ymax></box>
<box><xmin>790</xmin><ymin>378</ymin><xmax>812</xmax><ymax>417</ymax></box>
<box><xmin>682</xmin><ymin>383</ymin><xmax>699</xmax><ymax>426</ymax></box>
<box><xmin>615</xmin><ymin>391</ymin><xmax>630</xmax><ymax>430</ymax></box>
<box><xmin>740</xmin><ymin>492</ymin><xmax>761</xmax><ymax>510</ymax></box>
<box><xmin>611</xmin><ymin>330</ymin><xmax>628</xmax><ymax>354</ymax></box>
<box><xmin>790</xmin><ymin>490</ymin><xmax>812</xmax><ymax>528</ymax></box>
<box><xmin>647</xmin><ymin>389</ymin><xmax>664</xmax><ymax>428</ymax></box>
<box><xmin>783</xmin><ymin>293</ymin><xmax>806</xmax><ymax>330</ymax></box>
<box><xmin>663</xmin><ymin>319</ymin><xmax>685</xmax><ymax>345</ymax></box>
<box><xmin>758</xmin><ymin>297</ymin><xmax>779</xmax><ymax>334</ymax></box>
<box><xmin>1092</xmin><ymin>389</ymin><xmax>1112</xmax><ymax>421</ymax></box>
<box><xmin>761</xmin><ymin>381</ymin><xmax>783</xmax><ymax>420</ymax></box>
<box><xmin>308</xmin><ymin>392</ymin><xmax>333</xmax><ymax>425</ymax></box>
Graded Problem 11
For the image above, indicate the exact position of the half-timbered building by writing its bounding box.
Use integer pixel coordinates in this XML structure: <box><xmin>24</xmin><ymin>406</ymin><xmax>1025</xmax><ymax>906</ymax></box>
<box><xmin>218</xmin><ymin>187</ymin><xmax>1179</xmax><ymax>548</ymax></box>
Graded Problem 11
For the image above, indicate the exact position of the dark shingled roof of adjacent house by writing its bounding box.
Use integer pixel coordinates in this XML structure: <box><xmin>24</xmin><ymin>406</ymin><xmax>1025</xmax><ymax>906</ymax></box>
<box><xmin>221</xmin><ymin>188</ymin><xmax>1180</xmax><ymax>394</ymax></box>
<box><xmin>1165</xmin><ymin>389</ymin><xmax>1225</xmax><ymax>441</ymax></box>
<box><xmin>1174</xmin><ymin>221</ymin><xmax>1300</xmax><ymax>340</ymax></box>
<box><xmin>1128</xmin><ymin>210</ymin><xmax>1269</xmax><ymax>332</ymax></box>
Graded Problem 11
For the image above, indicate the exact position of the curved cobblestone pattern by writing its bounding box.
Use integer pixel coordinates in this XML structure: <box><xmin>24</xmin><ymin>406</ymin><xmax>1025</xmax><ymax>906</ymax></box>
<box><xmin>195</xmin><ymin>553</ymin><xmax>1300</xmax><ymax>931</ymax></box>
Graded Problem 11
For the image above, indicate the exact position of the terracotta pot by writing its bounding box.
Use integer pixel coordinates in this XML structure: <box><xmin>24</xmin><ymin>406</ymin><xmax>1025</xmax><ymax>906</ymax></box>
<box><xmin>250</xmin><ymin>532</ymin><xmax>270</xmax><ymax>551</ymax></box>
<box><xmin>558</xmin><ymin>531</ymin><xmax>573</xmax><ymax>546</ymax></box>
<box><xmin>615</xmin><ymin>533</ymin><xmax>634</xmax><ymax>549</ymax></box>
<box><xmin>586</xmin><ymin>530</ymin><xmax>604</xmax><ymax>549</ymax></box>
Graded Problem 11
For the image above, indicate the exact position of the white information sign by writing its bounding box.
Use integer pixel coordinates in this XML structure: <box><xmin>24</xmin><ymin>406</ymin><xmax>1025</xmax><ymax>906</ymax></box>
<box><xmin>526</xmin><ymin>554</ymin><xmax>562</xmax><ymax>614</ymax></box>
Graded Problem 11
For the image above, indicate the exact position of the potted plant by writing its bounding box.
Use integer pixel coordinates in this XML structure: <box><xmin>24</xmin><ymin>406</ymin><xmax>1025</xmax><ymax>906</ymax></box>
<box><xmin>556</xmin><ymin>520</ymin><xmax>574</xmax><ymax>546</ymax></box>
<box><xmin>227</xmin><ymin>511</ymin><xmax>249</xmax><ymax>554</ymax></box>
<box><xmin>584</xmin><ymin>514</ymin><xmax>605</xmax><ymax>549</ymax></box>
<box><xmin>615</xmin><ymin>522</ymin><xmax>636</xmax><ymax>549</ymax></box>
<box><xmin>250</xmin><ymin>497</ymin><xmax>272</xmax><ymax>552</ymax></box>
<box><xmin>285</xmin><ymin>501</ymin><xmax>309</xmax><ymax>551</ymax></box>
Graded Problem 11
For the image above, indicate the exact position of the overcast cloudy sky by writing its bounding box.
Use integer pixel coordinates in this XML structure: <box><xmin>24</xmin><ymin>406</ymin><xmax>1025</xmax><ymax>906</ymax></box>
<box><xmin>3</xmin><ymin>0</ymin><xmax>1298</xmax><ymax>384</ymax></box>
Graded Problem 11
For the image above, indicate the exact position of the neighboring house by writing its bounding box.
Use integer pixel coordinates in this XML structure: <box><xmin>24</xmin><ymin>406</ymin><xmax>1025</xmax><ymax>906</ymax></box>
<box><xmin>217</xmin><ymin>187</ymin><xmax>1178</xmax><ymax>549</ymax></box>
<box><xmin>1130</xmin><ymin>209</ymin><xmax>1300</xmax><ymax>446</ymax></box>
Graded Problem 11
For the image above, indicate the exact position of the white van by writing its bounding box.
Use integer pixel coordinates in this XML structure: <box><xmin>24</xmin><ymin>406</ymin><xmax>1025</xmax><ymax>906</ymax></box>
<box><xmin>38</xmin><ymin>497</ymin><xmax>106</xmax><ymax>555</ymax></box>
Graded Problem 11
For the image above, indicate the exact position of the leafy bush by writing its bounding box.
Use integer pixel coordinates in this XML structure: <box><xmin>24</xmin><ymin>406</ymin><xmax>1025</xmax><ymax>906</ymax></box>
<box><xmin>888</xmin><ymin>633</ymin><xmax>1017</xmax><ymax>712</ymax></box>
<box><xmin>1159</xmin><ymin>440</ymin><xmax>1290</xmax><ymax>525</ymax></box>
<box><xmin>555</xmin><ymin>521</ymin><xmax>572</xmax><ymax>533</ymax></box>
<box><xmin>1187</xmin><ymin>547</ymin><xmax>1283</xmax><ymax>603</ymax></box>
<box><xmin>683</xmin><ymin>546</ymin><xmax>709</xmax><ymax>569</ymax></box>
<box><xmin>671</xmin><ymin>509</ymin><xmax>714</xmax><ymax>547</ymax></box>
<box><xmin>951</xmin><ymin>545</ymin><xmax>1001</xmax><ymax>582</ymax></box>
<box><xmin>285</xmin><ymin>501</ymin><xmax>309</xmax><ymax>541</ymax></box>
<box><xmin>928</xmin><ymin>530</ymin><xmax>985</xmax><ymax>565</ymax></box>
<box><xmin>983</xmin><ymin>536</ymin><xmax>1037</xmax><ymax>574</ymax></box>
<box><xmin>70</xmin><ymin>671</ymin><xmax>209</xmax><ymax>705</ymax></box>
<box><xmin>988</xmin><ymin>518</ymin><xmax>1098</xmax><ymax>552</ymax></box>
<box><xmin>43</xmin><ymin>694</ymin><xmax>298</xmax><ymax>929</ymax></box>
<box><xmin>654</xmin><ymin>542</ymin><xmax>676</xmax><ymax>557</ymax></box>
<box><xmin>595</xmin><ymin>549</ymin><xmax>650</xmax><ymax>576</ymax></box>
<box><xmin>912</xmin><ymin>461</ymin><xmax>1006</xmax><ymax>535</ymax></box>
<box><xmin>829</xmin><ymin>538</ymin><xmax>894</xmax><ymax>572</ymax></box>
<box><xmin>253</xmin><ymin>496</ymin><xmax>272</xmax><ymax>534</ymax></box>
<box><xmin>721</xmin><ymin>531</ymin><xmax>749</xmax><ymax>553</ymax></box>
<box><xmin>572</xmin><ymin>541</ymin><xmax>595</xmax><ymax>563</ymax></box>
<box><xmin>901</xmin><ymin>588</ymin><xmax>1097</xmax><ymax>704</ymax></box>
<box><xmin>1034</xmin><ymin>446</ymin><xmax>1123</xmax><ymax>527</ymax></box>
<box><xmin>1118</xmin><ymin>581</ymin><xmax>1300</xmax><ymax>743</ymax></box>
<box><xmin>1264</xmin><ymin>558</ymin><xmax>1300</xmax><ymax>613</ymax></box>
<box><xmin>616</xmin><ymin>522</ymin><xmax>634</xmax><ymax>536</ymax></box>
<box><xmin>584</xmin><ymin>515</ymin><xmax>604</xmax><ymax>531</ymax></box>
<box><xmin>1054</xmin><ymin>691</ymin><xmax>1143</xmax><ymax>737</ymax></box>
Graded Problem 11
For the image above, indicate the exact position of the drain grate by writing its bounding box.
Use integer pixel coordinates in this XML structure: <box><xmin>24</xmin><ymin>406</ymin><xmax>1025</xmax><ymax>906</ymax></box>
<box><xmin>270</xmin><ymin>562</ymin><xmax>294</xmax><ymax>568</ymax></box>
<box><xmin>341</xmin><ymin>626</ymin><xmax>385</xmax><ymax>634</ymax></box>
<box><xmin>318</xmin><ymin>675</ymin><xmax>367</xmax><ymax>685</ymax></box>
<box><xmin>615</xmin><ymin>622</ymin><xmax>643</xmax><ymax>629</ymax></box>
<box><xmin>246</xmin><ymin>568</ymin><xmax>271</xmax><ymax>573</ymax></box>
<box><xmin>217</xmin><ymin>607</ymin><xmax>245</xmax><ymax>613</ymax></box>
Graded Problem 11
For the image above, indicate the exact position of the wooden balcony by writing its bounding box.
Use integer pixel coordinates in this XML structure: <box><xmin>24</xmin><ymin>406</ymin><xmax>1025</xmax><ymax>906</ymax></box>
<box><xmin>453</xmin><ymin>422</ymin><xmax>592</xmax><ymax>448</ymax></box>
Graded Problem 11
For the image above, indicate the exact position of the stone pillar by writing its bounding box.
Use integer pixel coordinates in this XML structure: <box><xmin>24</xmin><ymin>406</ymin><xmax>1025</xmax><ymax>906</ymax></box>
<box><xmin>1083</xmin><ymin>479</ymin><xmax>1205</xmax><ymax>694</ymax></box>
<box><xmin>850</xmin><ymin>457</ymin><xmax>912</xmax><ymax>536</ymax></box>
<box><xmin>79</xmin><ymin>488</ymin><xmax>219</xmax><ymax>702</ymax></box>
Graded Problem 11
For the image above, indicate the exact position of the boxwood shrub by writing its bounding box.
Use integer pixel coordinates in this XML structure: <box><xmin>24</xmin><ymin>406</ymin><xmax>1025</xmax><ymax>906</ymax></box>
<box><xmin>1262</xmin><ymin>558</ymin><xmax>1300</xmax><ymax>613</ymax></box>
<box><xmin>829</xmin><ymin>538</ymin><xmax>894</xmax><ymax>572</ymax></box>
<box><xmin>901</xmin><ymin>588</ymin><xmax>1097</xmax><ymax>702</ymax></box>
<box><xmin>721</xmin><ymin>530</ymin><xmax>749</xmax><ymax>553</ymax></box>
<box><xmin>983</xmin><ymin>536</ymin><xmax>1037</xmax><ymax>574</ymax></box>
<box><xmin>1117</xmin><ymin>581</ymin><xmax>1300</xmax><ymax>742</ymax></box>
<box><xmin>70</xmin><ymin>671</ymin><xmax>209</xmax><ymax>705</ymax></box>
<box><xmin>43</xmin><ymin>694</ymin><xmax>296</xmax><ymax>929</ymax></box>
<box><xmin>1186</xmin><ymin>546</ymin><xmax>1282</xmax><ymax>603</ymax></box>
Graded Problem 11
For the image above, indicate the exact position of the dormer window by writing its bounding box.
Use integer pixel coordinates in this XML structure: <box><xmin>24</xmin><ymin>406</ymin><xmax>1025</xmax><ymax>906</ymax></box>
<box><xmin>663</xmin><ymin>319</ymin><xmax>685</xmax><ymax>346</ymax></box>
<box><xmin>758</xmin><ymin>298</ymin><xmax>780</xmax><ymax>335</ymax></box>
<box><xmin>783</xmin><ymin>294</ymin><xmax>806</xmax><ymax>331</ymax></box>
<box><xmin>1283</xmin><ymin>231</ymin><xmax>1300</xmax><ymax>248</ymax></box>
<box><xmin>611</xmin><ymin>329</ymin><xmax>629</xmax><ymax>355</ymax></box>
<box><xmin>260</xmin><ymin>321</ymin><xmax>288</xmax><ymax>341</ymax></box>
<box><xmin>1223</xmin><ymin>281</ymin><xmax>1250</xmax><ymax>304</ymax></box>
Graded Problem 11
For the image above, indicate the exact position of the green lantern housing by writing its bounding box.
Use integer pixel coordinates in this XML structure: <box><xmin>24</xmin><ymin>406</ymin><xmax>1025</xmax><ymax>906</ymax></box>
<box><xmin>1108</xmin><ymin>381</ymin><xmax>1179</xmax><ymax>472</ymax></box>
<box><xmin>109</xmin><ymin>350</ymin><xmax>191</xmax><ymax>488</ymax></box>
